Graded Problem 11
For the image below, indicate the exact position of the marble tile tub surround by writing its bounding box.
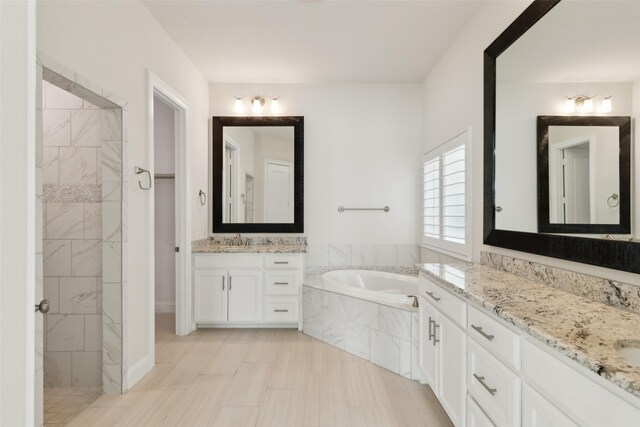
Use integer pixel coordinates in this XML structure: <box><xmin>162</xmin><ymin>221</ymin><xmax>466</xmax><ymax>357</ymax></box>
<box><xmin>306</xmin><ymin>243</ymin><xmax>420</xmax><ymax>269</ymax></box>
<box><xmin>303</xmin><ymin>284</ymin><xmax>420</xmax><ymax>381</ymax></box>
<box><xmin>192</xmin><ymin>236</ymin><xmax>307</xmax><ymax>253</ymax></box>
<box><xmin>418</xmin><ymin>261</ymin><xmax>640</xmax><ymax>398</ymax></box>
<box><xmin>481</xmin><ymin>251</ymin><xmax>640</xmax><ymax>315</ymax></box>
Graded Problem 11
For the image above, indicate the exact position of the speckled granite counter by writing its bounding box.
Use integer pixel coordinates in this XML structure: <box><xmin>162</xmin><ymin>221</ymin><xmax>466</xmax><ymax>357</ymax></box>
<box><xmin>192</xmin><ymin>236</ymin><xmax>306</xmax><ymax>253</ymax></box>
<box><xmin>418</xmin><ymin>261</ymin><xmax>640</xmax><ymax>399</ymax></box>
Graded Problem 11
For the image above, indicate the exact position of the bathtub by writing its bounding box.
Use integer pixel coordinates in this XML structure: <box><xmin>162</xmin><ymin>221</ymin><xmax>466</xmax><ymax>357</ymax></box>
<box><xmin>320</xmin><ymin>270</ymin><xmax>419</xmax><ymax>307</ymax></box>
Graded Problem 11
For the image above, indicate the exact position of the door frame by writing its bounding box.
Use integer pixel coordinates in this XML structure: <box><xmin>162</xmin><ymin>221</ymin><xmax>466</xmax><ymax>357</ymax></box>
<box><xmin>263</xmin><ymin>158</ymin><xmax>294</xmax><ymax>223</ymax></box>
<box><xmin>222</xmin><ymin>135</ymin><xmax>242</xmax><ymax>223</ymax></box>
<box><xmin>146</xmin><ymin>72</ymin><xmax>193</xmax><ymax>368</ymax></box>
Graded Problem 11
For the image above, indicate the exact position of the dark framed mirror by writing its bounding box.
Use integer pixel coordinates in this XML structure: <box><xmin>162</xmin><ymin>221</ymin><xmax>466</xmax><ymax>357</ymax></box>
<box><xmin>484</xmin><ymin>0</ymin><xmax>640</xmax><ymax>273</ymax></box>
<box><xmin>537</xmin><ymin>115</ymin><xmax>631</xmax><ymax>234</ymax></box>
<box><xmin>212</xmin><ymin>116</ymin><xmax>304</xmax><ymax>233</ymax></box>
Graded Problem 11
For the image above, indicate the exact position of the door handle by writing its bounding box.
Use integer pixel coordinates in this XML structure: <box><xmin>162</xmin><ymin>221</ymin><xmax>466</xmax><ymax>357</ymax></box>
<box><xmin>35</xmin><ymin>299</ymin><xmax>50</xmax><ymax>314</ymax></box>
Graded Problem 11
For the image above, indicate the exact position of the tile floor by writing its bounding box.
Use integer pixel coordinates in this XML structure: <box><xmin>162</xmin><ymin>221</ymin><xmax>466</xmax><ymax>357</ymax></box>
<box><xmin>54</xmin><ymin>313</ymin><xmax>451</xmax><ymax>426</ymax></box>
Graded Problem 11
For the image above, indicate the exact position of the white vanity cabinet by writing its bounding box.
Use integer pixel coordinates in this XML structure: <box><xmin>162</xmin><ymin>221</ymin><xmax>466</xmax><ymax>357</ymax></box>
<box><xmin>193</xmin><ymin>253</ymin><xmax>304</xmax><ymax>327</ymax></box>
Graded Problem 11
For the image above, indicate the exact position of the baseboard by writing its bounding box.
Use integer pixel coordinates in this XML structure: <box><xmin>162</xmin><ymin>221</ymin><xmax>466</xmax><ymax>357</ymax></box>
<box><xmin>155</xmin><ymin>301</ymin><xmax>175</xmax><ymax>313</ymax></box>
<box><xmin>126</xmin><ymin>355</ymin><xmax>153</xmax><ymax>390</ymax></box>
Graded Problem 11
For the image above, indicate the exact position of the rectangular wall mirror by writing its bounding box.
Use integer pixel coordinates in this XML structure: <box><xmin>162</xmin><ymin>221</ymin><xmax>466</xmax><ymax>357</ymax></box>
<box><xmin>484</xmin><ymin>0</ymin><xmax>640</xmax><ymax>273</ymax></box>
<box><xmin>212</xmin><ymin>116</ymin><xmax>304</xmax><ymax>233</ymax></box>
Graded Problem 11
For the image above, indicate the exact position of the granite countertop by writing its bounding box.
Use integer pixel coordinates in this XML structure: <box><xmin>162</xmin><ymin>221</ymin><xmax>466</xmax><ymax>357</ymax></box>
<box><xmin>418</xmin><ymin>261</ymin><xmax>640</xmax><ymax>399</ymax></box>
<box><xmin>192</xmin><ymin>244</ymin><xmax>307</xmax><ymax>254</ymax></box>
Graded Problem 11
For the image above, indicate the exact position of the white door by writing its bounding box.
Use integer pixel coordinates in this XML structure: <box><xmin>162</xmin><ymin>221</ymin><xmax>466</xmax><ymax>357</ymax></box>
<box><xmin>228</xmin><ymin>270</ymin><xmax>262</xmax><ymax>322</ymax></box>
<box><xmin>523</xmin><ymin>385</ymin><xmax>578</xmax><ymax>427</ymax></box>
<box><xmin>419</xmin><ymin>297</ymin><xmax>438</xmax><ymax>388</ymax></box>
<box><xmin>264</xmin><ymin>160</ymin><xmax>293</xmax><ymax>223</ymax></box>
<box><xmin>437</xmin><ymin>313</ymin><xmax>467</xmax><ymax>427</ymax></box>
<box><xmin>562</xmin><ymin>145</ymin><xmax>590</xmax><ymax>223</ymax></box>
<box><xmin>193</xmin><ymin>270</ymin><xmax>227</xmax><ymax>322</ymax></box>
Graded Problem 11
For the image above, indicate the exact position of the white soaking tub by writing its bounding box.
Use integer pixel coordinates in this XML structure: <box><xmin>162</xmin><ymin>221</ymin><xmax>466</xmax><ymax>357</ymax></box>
<box><xmin>320</xmin><ymin>270</ymin><xmax>419</xmax><ymax>306</ymax></box>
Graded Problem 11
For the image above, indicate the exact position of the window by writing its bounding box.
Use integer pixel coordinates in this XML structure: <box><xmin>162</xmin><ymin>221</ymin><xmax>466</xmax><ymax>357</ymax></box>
<box><xmin>422</xmin><ymin>129</ymin><xmax>471</xmax><ymax>259</ymax></box>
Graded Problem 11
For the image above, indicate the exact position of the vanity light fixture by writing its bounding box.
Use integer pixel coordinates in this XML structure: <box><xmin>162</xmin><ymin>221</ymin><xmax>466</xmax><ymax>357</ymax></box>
<box><xmin>233</xmin><ymin>95</ymin><xmax>281</xmax><ymax>115</ymax></box>
<box><xmin>564</xmin><ymin>95</ymin><xmax>612</xmax><ymax>114</ymax></box>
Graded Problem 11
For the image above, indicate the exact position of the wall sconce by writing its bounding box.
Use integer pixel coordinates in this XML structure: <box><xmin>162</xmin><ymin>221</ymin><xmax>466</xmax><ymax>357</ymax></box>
<box><xmin>234</xmin><ymin>95</ymin><xmax>280</xmax><ymax>115</ymax></box>
<box><xmin>564</xmin><ymin>95</ymin><xmax>612</xmax><ymax>114</ymax></box>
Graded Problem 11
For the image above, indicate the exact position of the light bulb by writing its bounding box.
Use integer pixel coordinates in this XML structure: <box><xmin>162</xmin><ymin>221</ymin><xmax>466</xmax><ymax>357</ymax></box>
<box><xmin>600</xmin><ymin>97</ymin><xmax>612</xmax><ymax>113</ymax></box>
<box><xmin>271</xmin><ymin>98</ymin><xmax>280</xmax><ymax>114</ymax></box>
<box><xmin>582</xmin><ymin>98</ymin><xmax>594</xmax><ymax>113</ymax></box>
<box><xmin>564</xmin><ymin>98</ymin><xmax>576</xmax><ymax>113</ymax></box>
<box><xmin>252</xmin><ymin>98</ymin><xmax>262</xmax><ymax>114</ymax></box>
<box><xmin>234</xmin><ymin>98</ymin><xmax>243</xmax><ymax>113</ymax></box>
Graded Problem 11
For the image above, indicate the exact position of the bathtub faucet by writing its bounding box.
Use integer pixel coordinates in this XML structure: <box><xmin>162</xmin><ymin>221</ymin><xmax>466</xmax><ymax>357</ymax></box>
<box><xmin>407</xmin><ymin>295</ymin><xmax>419</xmax><ymax>308</ymax></box>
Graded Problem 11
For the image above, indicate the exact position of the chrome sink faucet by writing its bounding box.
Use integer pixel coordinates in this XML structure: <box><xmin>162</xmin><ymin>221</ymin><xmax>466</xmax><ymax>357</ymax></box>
<box><xmin>234</xmin><ymin>233</ymin><xmax>242</xmax><ymax>246</ymax></box>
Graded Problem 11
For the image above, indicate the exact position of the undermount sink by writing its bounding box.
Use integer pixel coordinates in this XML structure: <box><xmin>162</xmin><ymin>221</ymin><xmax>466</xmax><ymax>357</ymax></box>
<box><xmin>615</xmin><ymin>341</ymin><xmax>640</xmax><ymax>368</ymax></box>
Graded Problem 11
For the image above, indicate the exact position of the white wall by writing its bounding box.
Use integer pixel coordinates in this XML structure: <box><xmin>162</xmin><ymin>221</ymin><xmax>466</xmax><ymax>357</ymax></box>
<box><xmin>37</xmin><ymin>0</ymin><xmax>210</xmax><ymax>382</ymax></box>
<box><xmin>422</xmin><ymin>0</ymin><xmax>640</xmax><ymax>285</ymax></box>
<box><xmin>153</xmin><ymin>97</ymin><xmax>175</xmax><ymax>312</ymax></box>
<box><xmin>210</xmin><ymin>83</ymin><xmax>423</xmax><ymax>246</ymax></box>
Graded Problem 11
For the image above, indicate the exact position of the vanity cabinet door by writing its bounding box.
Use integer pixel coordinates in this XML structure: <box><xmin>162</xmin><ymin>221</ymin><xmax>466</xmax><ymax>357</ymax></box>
<box><xmin>194</xmin><ymin>270</ymin><xmax>227</xmax><ymax>322</ymax></box>
<box><xmin>228</xmin><ymin>270</ymin><xmax>262</xmax><ymax>322</ymax></box>
<box><xmin>522</xmin><ymin>384</ymin><xmax>577</xmax><ymax>427</ymax></box>
<box><xmin>437</xmin><ymin>313</ymin><xmax>466</xmax><ymax>427</ymax></box>
<box><xmin>419</xmin><ymin>297</ymin><xmax>439</xmax><ymax>389</ymax></box>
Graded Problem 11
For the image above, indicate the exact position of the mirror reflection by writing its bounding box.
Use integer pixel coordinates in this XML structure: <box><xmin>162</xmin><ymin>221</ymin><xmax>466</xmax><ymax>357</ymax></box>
<box><xmin>494</xmin><ymin>0</ymin><xmax>636</xmax><ymax>238</ymax></box>
<box><xmin>222</xmin><ymin>126</ymin><xmax>295</xmax><ymax>224</ymax></box>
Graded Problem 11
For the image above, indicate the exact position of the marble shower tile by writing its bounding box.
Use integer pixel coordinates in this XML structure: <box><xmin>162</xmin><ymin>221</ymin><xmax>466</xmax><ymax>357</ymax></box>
<box><xmin>101</xmin><ymin>141</ymin><xmax>122</xmax><ymax>182</ymax></box>
<box><xmin>302</xmin><ymin>287</ymin><xmax>323</xmax><ymax>340</ymax></box>
<box><xmin>59</xmin><ymin>147</ymin><xmax>97</xmax><ymax>184</ymax></box>
<box><xmin>328</xmin><ymin>244</ymin><xmax>351</xmax><ymax>266</ymax></box>
<box><xmin>84</xmin><ymin>203</ymin><xmax>102</xmax><ymax>239</ymax></box>
<box><xmin>103</xmin><ymin>242</ymin><xmax>121</xmax><ymax>283</ymax></box>
<box><xmin>43</xmin><ymin>110</ymin><xmax>70</xmax><ymax>146</ymax></box>
<box><xmin>46</xmin><ymin>203</ymin><xmax>84</xmax><ymax>239</ymax></box>
<box><xmin>103</xmin><ymin>109</ymin><xmax>122</xmax><ymax>141</ymax></box>
<box><xmin>322</xmin><ymin>315</ymin><xmax>347</xmax><ymax>350</ymax></box>
<box><xmin>351</xmin><ymin>244</ymin><xmax>374</xmax><ymax>266</ymax></box>
<box><xmin>45</xmin><ymin>81</ymin><xmax>83</xmax><ymax>109</ymax></box>
<box><xmin>46</xmin><ymin>314</ymin><xmax>84</xmax><ymax>351</ymax></box>
<box><xmin>59</xmin><ymin>277</ymin><xmax>98</xmax><ymax>314</ymax></box>
<box><xmin>103</xmin><ymin>202</ymin><xmax>121</xmax><ymax>242</ymax></box>
<box><xmin>102</xmin><ymin>181</ymin><xmax>121</xmax><ymax>201</ymax></box>
<box><xmin>43</xmin><ymin>147</ymin><xmax>59</xmax><ymax>185</ymax></box>
<box><xmin>71</xmin><ymin>240</ymin><xmax>102</xmax><ymax>277</ymax></box>
<box><xmin>103</xmin><ymin>323</ymin><xmax>122</xmax><ymax>365</ymax></box>
<box><xmin>44</xmin><ymin>352</ymin><xmax>72</xmax><ymax>387</ymax></box>
<box><xmin>44</xmin><ymin>277</ymin><xmax>60</xmax><ymax>314</ymax></box>
<box><xmin>103</xmin><ymin>364</ymin><xmax>122</xmax><ymax>394</ymax></box>
<box><xmin>350</xmin><ymin>298</ymin><xmax>379</xmax><ymax>330</ymax></box>
<box><xmin>71</xmin><ymin>110</ymin><xmax>102</xmax><ymax>146</ymax></box>
<box><xmin>44</xmin><ymin>240</ymin><xmax>72</xmax><ymax>276</ymax></box>
<box><xmin>370</xmin><ymin>330</ymin><xmax>400</xmax><ymax>374</ymax></box>
<box><xmin>345</xmin><ymin>322</ymin><xmax>370</xmax><ymax>359</ymax></box>
<box><xmin>305</xmin><ymin>243</ymin><xmax>329</xmax><ymax>267</ymax></box>
<box><xmin>374</xmin><ymin>245</ymin><xmax>397</xmax><ymax>267</ymax></box>
<box><xmin>379</xmin><ymin>306</ymin><xmax>412</xmax><ymax>341</ymax></box>
<box><xmin>71</xmin><ymin>352</ymin><xmax>102</xmax><ymax>387</ymax></box>
<box><xmin>84</xmin><ymin>314</ymin><xmax>103</xmax><ymax>351</ymax></box>
<box><xmin>103</xmin><ymin>283</ymin><xmax>121</xmax><ymax>324</ymax></box>
<box><xmin>397</xmin><ymin>244</ymin><xmax>419</xmax><ymax>267</ymax></box>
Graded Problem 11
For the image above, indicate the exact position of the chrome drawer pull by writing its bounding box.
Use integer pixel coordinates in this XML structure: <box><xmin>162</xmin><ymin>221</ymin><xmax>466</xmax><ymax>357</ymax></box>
<box><xmin>425</xmin><ymin>291</ymin><xmax>441</xmax><ymax>302</ymax></box>
<box><xmin>274</xmin><ymin>282</ymin><xmax>289</xmax><ymax>285</ymax></box>
<box><xmin>274</xmin><ymin>309</ymin><xmax>289</xmax><ymax>313</ymax></box>
<box><xmin>471</xmin><ymin>324</ymin><xmax>495</xmax><ymax>341</ymax></box>
<box><xmin>274</xmin><ymin>261</ymin><xmax>289</xmax><ymax>265</ymax></box>
<box><xmin>473</xmin><ymin>374</ymin><xmax>497</xmax><ymax>396</ymax></box>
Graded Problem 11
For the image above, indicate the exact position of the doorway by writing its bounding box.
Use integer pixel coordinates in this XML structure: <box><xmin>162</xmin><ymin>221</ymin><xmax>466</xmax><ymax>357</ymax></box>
<box><xmin>264</xmin><ymin>159</ymin><xmax>294</xmax><ymax>223</ymax></box>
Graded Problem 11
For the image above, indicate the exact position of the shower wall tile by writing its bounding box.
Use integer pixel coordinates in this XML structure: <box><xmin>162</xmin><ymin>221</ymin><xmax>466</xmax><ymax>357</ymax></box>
<box><xmin>84</xmin><ymin>203</ymin><xmax>102</xmax><ymax>239</ymax></box>
<box><xmin>103</xmin><ymin>364</ymin><xmax>122</xmax><ymax>394</ymax></box>
<box><xmin>46</xmin><ymin>203</ymin><xmax>84</xmax><ymax>239</ymax></box>
<box><xmin>103</xmin><ymin>242</ymin><xmax>121</xmax><ymax>283</ymax></box>
<box><xmin>59</xmin><ymin>277</ymin><xmax>98</xmax><ymax>314</ymax></box>
<box><xmin>44</xmin><ymin>352</ymin><xmax>72</xmax><ymax>387</ymax></box>
<box><xmin>102</xmin><ymin>141</ymin><xmax>122</xmax><ymax>182</ymax></box>
<box><xmin>71</xmin><ymin>110</ymin><xmax>102</xmax><ymax>146</ymax></box>
<box><xmin>373</xmin><ymin>245</ymin><xmax>397</xmax><ymax>267</ymax></box>
<box><xmin>397</xmin><ymin>244</ymin><xmax>419</xmax><ymax>267</ymax></box>
<box><xmin>43</xmin><ymin>147</ymin><xmax>59</xmax><ymax>184</ymax></box>
<box><xmin>103</xmin><ymin>109</ymin><xmax>122</xmax><ymax>141</ymax></box>
<box><xmin>44</xmin><ymin>240</ymin><xmax>72</xmax><ymax>276</ymax></box>
<box><xmin>102</xmin><ymin>283</ymin><xmax>122</xmax><ymax>324</ymax></box>
<box><xmin>102</xmin><ymin>202</ymin><xmax>121</xmax><ymax>242</ymax></box>
<box><xmin>45</xmin><ymin>81</ymin><xmax>84</xmax><ymax>109</ymax></box>
<box><xmin>71</xmin><ymin>239</ymin><xmax>102</xmax><ymax>276</ymax></box>
<box><xmin>46</xmin><ymin>314</ymin><xmax>84</xmax><ymax>351</ymax></box>
<box><xmin>328</xmin><ymin>244</ymin><xmax>351</xmax><ymax>266</ymax></box>
<box><xmin>102</xmin><ymin>181</ymin><xmax>121</xmax><ymax>202</ymax></box>
<box><xmin>44</xmin><ymin>277</ymin><xmax>60</xmax><ymax>314</ymax></box>
<box><xmin>103</xmin><ymin>324</ymin><xmax>122</xmax><ymax>365</ymax></box>
<box><xmin>59</xmin><ymin>147</ymin><xmax>98</xmax><ymax>184</ymax></box>
<box><xmin>43</xmin><ymin>110</ymin><xmax>71</xmax><ymax>146</ymax></box>
<box><xmin>351</xmin><ymin>244</ymin><xmax>374</xmax><ymax>267</ymax></box>
<box><xmin>84</xmin><ymin>314</ymin><xmax>103</xmax><ymax>352</ymax></box>
<box><xmin>71</xmin><ymin>352</ymin><xmax>102</xmax><ymax>387</ymax></box>
<box><xmin>305</xmin><ymin>243</ymin><xmax>328</xmax><ymax>267</ymax></box>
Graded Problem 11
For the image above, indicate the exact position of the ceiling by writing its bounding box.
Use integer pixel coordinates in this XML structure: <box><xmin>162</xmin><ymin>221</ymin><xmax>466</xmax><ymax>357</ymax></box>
<box><xmin>142</xmin><ymin>0</ymin><xmax>482</xmax><ymax>83</ymax></box>
<box><xmin>498</xmin><ymin>1</ymin><xmax>640</xmax><ymax>83</ymax></box>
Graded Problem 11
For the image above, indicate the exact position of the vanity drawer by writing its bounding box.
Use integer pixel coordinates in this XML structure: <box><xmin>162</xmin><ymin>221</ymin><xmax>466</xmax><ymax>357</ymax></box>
<box><xmin>264</xmin><ymin>271</ymin><xmax>301</xmax><ymax>296</ymax></box>
<box><xmin>468</xmin><ymin>339</ymin><xmax>521</xmax><ymax>427</ymax></box>
<box><xmin>418</xmin><ymin>277</ymin><xmax>467</xmax><ymax>328</ymax></box>
<box><xmin>263</xmin><ymin>297</ymin><xmax>299</xmax><ymax>322</ymax></box>
<box><xmin>193</xmin><ymin>254</ymin><xmax>262</xmax><ymax>269</ymax></box>
<box><xmin>264</xmin><ymin>254</ymin><xmax>303</xmax><ymax>269</ymax></box>
<box><xmin>467</xmin><ymin>395</ymin><xmax>496</xmax><ymax>427</ymax></box>
<box><xmin>468</xmin><ymin>305</ymin><xmax>521</xmax><ymax>371</ymax></box>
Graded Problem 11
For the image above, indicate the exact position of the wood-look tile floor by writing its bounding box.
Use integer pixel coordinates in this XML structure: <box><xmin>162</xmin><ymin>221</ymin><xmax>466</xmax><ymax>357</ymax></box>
<box><xmin>65</xmin><ymin>313</ymin><xmax>452</xmax><ymax>426</ymax></box>
<box><xmin>44</xmin><ymin>387</ymin><xmax>102</xmax><ymax>426</ymax></box>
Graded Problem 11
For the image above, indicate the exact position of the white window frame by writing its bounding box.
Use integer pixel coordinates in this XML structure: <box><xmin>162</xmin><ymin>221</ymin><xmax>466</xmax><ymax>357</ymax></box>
<box><xmin>422</xmin><ymin>127</ymin><xmax>473</xmax><ymax>260</ymax></box>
